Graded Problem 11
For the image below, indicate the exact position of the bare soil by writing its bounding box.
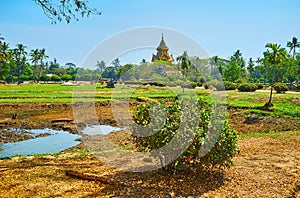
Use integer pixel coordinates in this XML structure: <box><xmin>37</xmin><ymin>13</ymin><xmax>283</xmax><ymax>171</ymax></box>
<box><xmin>0</xmin><ymin>133</ymin><xmax>299</xmax><ymax>197</ymax></box>
<box><xmin>0</xmin><ymin>103</ymin><xmax>299</xmax><ymax>197</ymax></box>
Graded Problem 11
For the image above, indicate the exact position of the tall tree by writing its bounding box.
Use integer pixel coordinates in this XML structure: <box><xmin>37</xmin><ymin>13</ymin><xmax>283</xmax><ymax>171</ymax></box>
<box><xmin>287</xmin><ymin>37</ymin><xmax>300</xmax><ymax>58</ymax></box>
<box><xmin>176</xmin><ymin>51</ymin><xmax>191</xmax><ymax>92</ymax></box>
<box><xmin>0</xmin><ymin>42</ymin><xmax>11</xmax><ymax>80</ymax></box>
<box><xmin>96</xmin><ymin>60</ymin><xmax>106</xmax><ymax>73</ymax></box>
<box><xmin>111</xmin><ymin>58</ymin><xmax>121</xmax><ymax>69</ymax></box>
<box><xmin>210</xmin><ymin>56</ymin><xmax>219</xmax><ymax>76</ymax></box>
<box><xmin>0</xmin><ymin>42</ymin><xmax>10</xmax><ymax>62</ymax></box>
<box><xmin>263</xmin><ymin>43</ymin><xmax>288</xmax><ymax>107</ymax></box>
<box><xmin>247</xmin><ymin>58</ymin><xmax>255</xmax><ymax>79</ymax></box>
<box><xmin>30</xmin><ymin>49</ymin><xmax>40</xmax><ymax>82</ymax></box>
<box><xmin>39</xmin><ymin>48</ymin><xmax>48</xmax><ymax>77</ymax></box>
<box><xmin>33</xmin><ymin>0</ymin><xmax>101</xmax><ymax>24</ymax></box>
<box><xmin>13</xmin><ymin>44</ymin><xmax>27</xmax><ymax>84</ymax></box>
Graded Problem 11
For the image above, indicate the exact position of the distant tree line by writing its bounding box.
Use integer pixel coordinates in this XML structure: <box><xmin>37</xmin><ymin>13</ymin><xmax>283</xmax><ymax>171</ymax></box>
<box><xmin>187</xmin><ymin>37</ymin><xmax>300</xmax><ymax>86</ymax></box>
<box><xmin>0</xmin><ymin>34</ymin><xmax>102</xmax><ymax>84</ymax></box>
<box><xmin>1</xmin><ymin>34</ymin><xmax>299</xmax><ymax>89</ymax></box>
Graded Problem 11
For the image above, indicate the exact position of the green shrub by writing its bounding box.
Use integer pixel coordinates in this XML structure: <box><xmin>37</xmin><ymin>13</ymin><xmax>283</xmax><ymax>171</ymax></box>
<box><xmin>189</xmin><ymin>82</ymin><xmax>197</xmax><ymax>88</ymax></box>
<box><xmin>273</xmin><ymin>82</ymin><xmax>288</xmax><ymax>93</ymax></box>
<box><xmin>237</xmin><ymin>83</ymin><xmax>258</xmax><ymax>92</ymax></box>
<box><xmin>61</xmin><ymin>74</ymin><xmax>72</xmax><ymax>81</ymax></box>
<box><xmin>234</xmin><ymin>78</ymin><xmax>247</xmax><ymax>84</ymax></box>
<box><xmin>51</xmin><ymin>75</ymin><xmax>61</xmax><ymax>82</ymax></box>
<box><xmin>204</xmin><ymin>80</ymin><xmax>224</xmax><ymax>91</ymax></box>
<box><xmin>255</xmin><ymin>83</ymin><xmax>264</xmax><ymax>90</ymax></box>
<box><xmin>290</xmin><ymin>83</ymin><xmax>300</xmax><ymax>91</ymax></box>
<box><xmin>132</xmin><ymin>98</ymin><xmax>239</xmax><ymax>172</ymax></box>
<box><xmin>148</xmin><ymin>82</ymin><xmax>166</xmax><ymax>87</ymax></box>
<box><xmin>224</xmin><ymin>81</ymin><xmax>236</xmax><ymax>90</ymax></box>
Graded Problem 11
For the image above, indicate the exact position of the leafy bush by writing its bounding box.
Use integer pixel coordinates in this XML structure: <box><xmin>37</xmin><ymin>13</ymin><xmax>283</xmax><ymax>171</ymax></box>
<box><xmin>61</xmin><ymin>74</ymin><xmax>72</xmax><ymax>81</ymax></box>
<box><xmin>51</xmin><ymin>75</ymin><xmax>61</xmax><ymax>82</ymax></box>
<box><xmin>132</xmin><ymin>98</ymin><xmax>239</xmax><ymax>172</ymax></box>
<box><xmin>189</xmin><ymin>82</ymin><xmax>197</xmax><ymax>88</ymax></box>
<box><xmin>273</xmin><ymin>82</ymin><xmax>288</xmax><ymax>93</ymax></box>
<box><xmin>204</xmin><ymin>80</ymin><xmax>224</xmax><ymax>91</ymax></box>
<box><xmin>237</xmin><ymin>83</ymin><xmax>258</xmax><ymax>92</ymax></box>
<box><xmin>290</xmin><ymin>83</ymin><xmax>300</xmax><ymax>91</ymax></box>
<box><xmin>234</xmin><ymin>78</ymin><xmax>247</xmax><ymax>84</ymax></box>
<box><xmin>224</xmin><ymin>81</ymin><xmax>236</xmax><ymax>90</ymax></box>
<box><xmin>255</xmin><ymin>83</ymin><xmax>264</xmax><ymax>90</ymax></box>
<box><xmin>40</xmin><ymin>75</ymin><xmax>51</xmax><ymax>82</ymax></box>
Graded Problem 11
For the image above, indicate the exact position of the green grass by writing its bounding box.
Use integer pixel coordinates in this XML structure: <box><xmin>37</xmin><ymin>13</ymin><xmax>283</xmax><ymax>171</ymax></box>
<box><xmin>239</xmin><ymin>130</ymin><xmax>300</xmax><ymax>139</ymax></box>
<box><xmin>226</xmin><ymin>91</ymin><xmax>300</xmax><ymax>118</ymax></box>
<box><xmin>0</xmin><ymin>84</ymin><xmax>299</xmax><ymax>118</ymax></box>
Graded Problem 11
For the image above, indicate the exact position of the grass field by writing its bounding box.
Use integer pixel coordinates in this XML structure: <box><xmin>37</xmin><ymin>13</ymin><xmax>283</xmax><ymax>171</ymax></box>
<box><xmin>0</xmin><ymin>83</ymin><xmax>299</xmax><ymax>118</ymax></box>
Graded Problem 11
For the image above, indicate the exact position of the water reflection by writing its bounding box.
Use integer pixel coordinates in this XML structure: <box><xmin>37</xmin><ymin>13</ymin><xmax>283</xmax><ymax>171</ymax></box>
<box><xmin>82</xmin><ymin>125</ymin><xmax>123</xmax><ymax>136</ymax></box>
<box><xmin>0</xmin><ymin>128</ymin><xmax>80</xmax><ymax>158</ymax></box>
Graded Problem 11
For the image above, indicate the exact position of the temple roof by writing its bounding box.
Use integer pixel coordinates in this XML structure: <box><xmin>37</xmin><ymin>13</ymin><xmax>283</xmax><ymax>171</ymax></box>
<box><xmin>157</xmin><ymin>34</ymin><xmax>168</xmax><ymax>50</ymax></box>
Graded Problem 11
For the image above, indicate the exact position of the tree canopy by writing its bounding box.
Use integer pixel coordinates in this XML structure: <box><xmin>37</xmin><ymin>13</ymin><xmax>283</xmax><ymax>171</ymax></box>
<box><xmin>33</xmin><ymin>0</ymin><xmax>101</xmax><ymax>23</ymax></box>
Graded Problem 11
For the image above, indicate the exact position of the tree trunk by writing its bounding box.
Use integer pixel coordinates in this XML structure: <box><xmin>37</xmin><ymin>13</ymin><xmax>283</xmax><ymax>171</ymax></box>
<box><xmin>17</xmin><ymin>63</ymin><xmax>21</xmax><ymax>85</ymax></box>
<box><xmin>33</xmin><ymin>64</ymin><xmax>36</xmax><ymax>83</ymax></box>
<box><xmin>265</xmin><ymin>66</ymin><xmax>275</xmax><ymax>107</ymax></box>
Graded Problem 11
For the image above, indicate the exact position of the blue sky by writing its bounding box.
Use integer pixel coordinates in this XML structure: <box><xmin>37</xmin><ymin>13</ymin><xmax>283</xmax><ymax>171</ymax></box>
<box><xmin>0</xmin><ymin>0</ymin><xmax>299</xmax><ymax>66</ymax></box>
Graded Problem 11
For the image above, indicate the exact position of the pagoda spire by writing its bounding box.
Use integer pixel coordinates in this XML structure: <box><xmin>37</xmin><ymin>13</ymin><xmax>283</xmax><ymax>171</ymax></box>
<box><xmin>151</xmin><ymin>33</ymin><xmax>174</xmax><ymax>62</ymax></box>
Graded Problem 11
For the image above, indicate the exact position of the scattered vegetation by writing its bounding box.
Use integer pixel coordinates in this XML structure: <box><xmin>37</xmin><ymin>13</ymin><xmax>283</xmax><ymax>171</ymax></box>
<box><xmin>237</xmin><ymin>83</ymin><xmax>258</xmax><ymax>92</ymax></box>
<box><xmin>132</xmin><ymin>97</ymin><xmax>239</xmax><ymax>172</ymax></box>
<box><xmin>273</xmin><ymin>82</ymin><xmax>289</xmax><ymax>93</ymax></box>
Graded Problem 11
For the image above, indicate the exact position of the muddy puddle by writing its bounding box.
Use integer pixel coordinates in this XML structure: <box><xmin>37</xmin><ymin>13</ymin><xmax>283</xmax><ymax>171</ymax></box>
<box><xmin>0</xmin><ymin>125</ymin><xmax>123</xmax><ymax>158</ymax></box>
<box><xmin>0</xmin><ymin>128</ymin><xmax>81</xmax><ymax>158</ymax></box>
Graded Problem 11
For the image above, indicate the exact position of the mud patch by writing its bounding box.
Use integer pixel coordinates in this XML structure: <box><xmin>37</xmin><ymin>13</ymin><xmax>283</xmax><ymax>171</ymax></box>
<box><xmin>229</xmin><ymin>110</ymin><xmax>300</xmax><ymax>134</ymax></box>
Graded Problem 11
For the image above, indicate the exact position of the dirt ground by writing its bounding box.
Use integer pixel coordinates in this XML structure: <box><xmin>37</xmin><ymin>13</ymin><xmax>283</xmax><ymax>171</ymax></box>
<box><xmin>0</xmin><ymin>133</ymin><xmax>299</xmax><ymax>197</ymax></box>
<box><xmin>0</xmin><ymin>103</ymin><xmax>300</xmax><ymax>197</ymax></box>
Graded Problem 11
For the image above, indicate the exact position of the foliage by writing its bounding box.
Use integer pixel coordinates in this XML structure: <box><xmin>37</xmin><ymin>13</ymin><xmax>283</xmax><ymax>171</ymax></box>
<box><xmin>224</xmin><ymin>81</ymin><xmax>237</xmax><ymax>90</ymax></box>
<box><xmin>61</xmin><ymin>74</ymin><xmax>72</xmax><ymax>81</ymax></box>
<box><xmin>273</xmin><ymin>82</ymin><xmax>288</xmax><ymax>93</ymax></box>
<box><xmin>189</xmin><ymin>82</ymin><xmax>197</xmax><ymax>88</ymax></box>
<box><xmin>290</xmin><ymin>83</ymin><xmax>300</xmax><ymax>91</ymax></box>
<box><xmin>132</xmin><ymin>98</ymin><xmax>239</xmax><ymax>171</ymax></box>
<box><xmin>51</xmin><ymin>74</ymin><xmax>61</xmax><ymax>82</ymax></box>
<box><xmin>255</xmin><ymin>83</ymin><xmax>264</xmax><ymax>90</ymax></box>
<box><xmin>237</xmin><ymin>83</ymin><xmax>258</xmax><ymax>92</ymax></box>
<box><xmin>204</xmin><ymin>79</ymin><xmax>224</xmax><ymax>91</ymax></box>
<box><xmin>102</xmin><ymin>66</ymin><xmax>117</xmax><ymax>80</ymax></box>
<box><xmin>286</xmin><ymin>37</ymin><xmax>300</xmax><ymax>58</ymax></box>
<box><xmin>263</xmin><ymin>43</ymin><xmax>289</xmax><ymax>107</ymax></box>
<box><xmin>33</xmin><ymin>0</ymin><xmax>101</xmax><ymax>24</ymax></box>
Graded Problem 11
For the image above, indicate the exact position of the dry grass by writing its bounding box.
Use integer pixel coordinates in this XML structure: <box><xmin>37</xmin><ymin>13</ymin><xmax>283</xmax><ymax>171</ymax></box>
<box><xmin>1</xmin><ymin>132</ymin><xmax>299</xmax><ymax>197</ymax></box>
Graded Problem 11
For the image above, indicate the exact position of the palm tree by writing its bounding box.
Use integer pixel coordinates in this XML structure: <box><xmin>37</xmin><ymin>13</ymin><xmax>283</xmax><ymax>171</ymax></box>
<box><xmin>263</xmin><ymin>43</ymin><xmax>288</xmax><ymax>107</ymax></box>
<box><xmin>39</xmin><ymin>48</ymin><xmax>48</xmax><ymax>77</ymax></box>
<box><xmin>0</xmin><ymin>42</ymin><xmax>11</xmax><ymax>80</ymax></box>
<box><xmin>210</xmin><ymin>56</ymin><xmax>219</xmax><ymax>76</ymax></box>
<box><xmin>30</xmin><ymin>49</ymin><xmax>40</xmax><ymax>82</ymax></box>
<box><xmin>0</xmin><ymin>42</ymin><xmax>10</xmax><ymax>62</ymax></box>
<box><xmin>13</xmin><ymin>44</ymin><xmax>27</xmax><ymax>84</ymax></box>
<box><xmin>233</xmin><ymin>50</ymin><xmax>242</xmax><ymax>61</ymax></box>
<box><xmin>287</xmin><ymin>37</ymin><xmax>300</xmax><ymax>58</ymax></box>
<box><xmin>176</xmin><ymin>51</ymin><xmax>191</xmax><ymax>92</ymax></box>
<box><xmin>96</xmin><ymin>60</ymin><xmax>106</xmax><ymax>73</ymax></box>
<box><xmin>247</xmin><ymin>58</ymin><xmax>255</xmax><ymax>78</ymax></box>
